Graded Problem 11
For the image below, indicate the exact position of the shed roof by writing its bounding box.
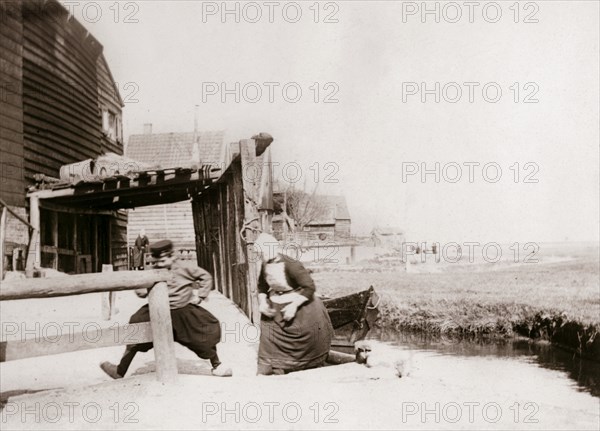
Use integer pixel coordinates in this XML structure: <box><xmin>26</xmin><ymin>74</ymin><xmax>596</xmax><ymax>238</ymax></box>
<box><xmin>28</xmin><ymin>166</ymin><xmax>219</xmax><ymax>211</ymax></box>
<box><xmin>126</xmin><ymin>131</ymin><xmax>225</xmax><ymax>169</ymax></box>
<box><xmin>309</xmin><ymin>195</ymin><xmax>351</xmax><ymax>225</ymax></box>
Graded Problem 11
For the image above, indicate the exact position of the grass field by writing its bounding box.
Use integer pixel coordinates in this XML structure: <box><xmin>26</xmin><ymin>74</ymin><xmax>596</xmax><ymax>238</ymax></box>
<box><xmin>310</xmin><ymin>249</ymin><xmax>600</xmax><ymax>358</ymax></box>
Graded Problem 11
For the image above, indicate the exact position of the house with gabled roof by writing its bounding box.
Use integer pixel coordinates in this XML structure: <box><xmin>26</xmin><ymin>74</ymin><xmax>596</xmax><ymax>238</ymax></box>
<box><xmin>125</xmin><ymin>127</ymin><xmax>225</xmax><ymax>252</ymax></box>
<box><xmin>303</xmin><ymin>195</ymin><xmax>351</xmax><ymax>241</ymax></box>
<box><xmin>273</xmin><ymin>193</ymin><xmax>352</xmax><ymax>243</ymax></box>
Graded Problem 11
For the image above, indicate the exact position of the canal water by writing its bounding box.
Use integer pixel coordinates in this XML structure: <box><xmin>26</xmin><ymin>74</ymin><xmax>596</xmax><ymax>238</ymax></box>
<box><xmin>370</xmin><ymin>330</ymin><xmax>600</xmax><ymax>398</ymax></box>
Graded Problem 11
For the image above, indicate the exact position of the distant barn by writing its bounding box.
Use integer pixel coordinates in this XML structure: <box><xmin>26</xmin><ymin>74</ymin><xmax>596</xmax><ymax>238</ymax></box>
<box><xmin>371</xmin><ymin>227</ymin><xmax>405</xmax><ymax>249</ymax></box>
<box><xmin>302</xmin><ymin>195</ymin><xmax>351</xmax><ymax>241</ymax></box>
<box><xmin>273</xmin><ymin>194</ymin><xmax>352</xmax><ymax>244</ymax></box>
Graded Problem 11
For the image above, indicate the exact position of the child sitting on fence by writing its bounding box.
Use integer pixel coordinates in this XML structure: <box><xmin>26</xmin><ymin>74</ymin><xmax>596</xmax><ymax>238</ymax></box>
<box><xmin>100</xmin><ymin>239</ymin><xmax>232</xmax><ymax>378</ymax></box>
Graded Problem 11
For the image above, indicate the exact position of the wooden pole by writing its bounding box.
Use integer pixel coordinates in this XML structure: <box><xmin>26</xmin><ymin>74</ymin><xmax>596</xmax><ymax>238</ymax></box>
<box><xmin>101</xmin><ymin>264</ymin><xmax>114</xmax><ymax>320</ymax></box>
<box><xmin>0</xmin><ymin>269</ymin><xmax>169</xmax><ymax>301</ymax></box>
<box><xmin>25</xmin><ymin>195</ymin><xmax>41</xmax><ymax>277</ymax></box>
<box><xmin>0</xmin><ymin>206</ymin><xmax>7</xmax><ymax>280</ymax></box>
<box><xmin>148</xmin><ymin>281</ymin><xmax>178</xmax><ymax>383</ymax></box>
<box><xmin>240</xmin><ymin>139</ymin><xmax>262</xmax><ymax>324</ymax></box>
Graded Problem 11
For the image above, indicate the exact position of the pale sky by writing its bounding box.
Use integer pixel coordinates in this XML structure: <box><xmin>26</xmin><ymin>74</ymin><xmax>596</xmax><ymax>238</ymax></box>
<box><xmin>68</xmin><ymin>0</ymin><xmax>599</xmax><ymax>242</ymax></box>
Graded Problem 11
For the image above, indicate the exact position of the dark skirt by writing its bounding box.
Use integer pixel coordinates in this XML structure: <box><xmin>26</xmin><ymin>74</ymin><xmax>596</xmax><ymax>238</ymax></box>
<box><xmin>127</xmin><ymin>303</ymin><xmax>221</xmax><ymax>357</ymax></box>
<box><xmin>258</xmin><ymin>296</ymin><xmax>334</xmax><ymax>374</ymax></box>
<box><xmin>132</xmin><ymin>247</ymin><xmax>144</xmax><ymax>267</ymax></box>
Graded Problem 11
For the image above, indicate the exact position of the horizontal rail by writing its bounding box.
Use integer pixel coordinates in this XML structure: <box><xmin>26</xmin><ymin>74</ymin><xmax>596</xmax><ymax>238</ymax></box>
<box><xmin>0</xmin><ymin>322</ymin><xmax>153</xmax><ymax>363</ymax></box>
<box><xmin>0</xmin><ymin>281</ymin><xmax>178</xmax><ymax>383</ymax></box>
<box><xmin>0</xmin><ymin>270</ymin><xmax>170</xmax><ymax>301</ymax></box>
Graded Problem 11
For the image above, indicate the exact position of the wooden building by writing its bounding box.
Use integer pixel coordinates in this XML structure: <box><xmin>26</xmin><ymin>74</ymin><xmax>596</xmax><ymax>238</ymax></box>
<box><xmin>273</xmin><ymin>195</ymin><xmax>351</xmax><ymax>243</ymax></box>
<box><xmin>371</xmin><ymin>226</ymin><xmax>405</xmax><ymax>248</ymax></box>
<box><xmin>22</xmin><ymin>138</ymin><xmax>275</xmax><ymax>323</ymax></box>
<box><xmin>125</xmin><ymin>129</ymin><xmax>225</xmax><ymax>252</ymax></box>
<box><xmin>0</xmin><ymin>0</ymin><xmax>126</xmax><ymax>276</ymax></box>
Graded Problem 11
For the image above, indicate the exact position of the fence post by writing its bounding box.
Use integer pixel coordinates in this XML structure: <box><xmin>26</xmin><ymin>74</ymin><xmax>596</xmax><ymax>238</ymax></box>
<box><xmin>101</xmin><ymin>264</ymin><xmax>115</xmax><ymax>320</ymax></box>
<box><xmin>148</xmin><ymin>281</ymin><xmax>178</xmax><ymax>382</ymax></box>
<box><xmin>1</xmin><ymin>206</ymin><xmax>7</xmax><ymax>280</ymax></box>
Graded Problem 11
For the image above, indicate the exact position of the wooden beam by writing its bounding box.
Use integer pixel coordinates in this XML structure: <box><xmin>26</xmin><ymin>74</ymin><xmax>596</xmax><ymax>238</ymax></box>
<box><xmin>0</xmin><ymin>322</ymin><xmax>152</xmax><ymax>363</ymax></box>
<box><xmin>239</xmin><ymin>139</ymin><xmax>262</xmax><ymax>323</ymax></box>
<box><xmin>0</xmin><ymin>269</ymin><xmax>169</xmax><ymax>301</ymax></box>
<box><xmin>51</xmin><ymin>211</ymin><xmax>58</xmax><ymax>269</ymax></box>
<box><xmin>39</xmin><ymin>199</ymin><xmax>114</xmax><ymax>215</ymax></box>
<box><xmin>101</xmin><ymin>264</ymin><xmax>115</xmax><ymax>320</ymax></box>
<box><xmin>148</xmin><ymin>282</ymin><xmax>178</xmax><ymax>383</ymax></box>
<box><xmin>0</xmin><ymin>206</ymin><xmax>7</xmax><ymax>280</ymax></box>
<box><xmin>327</xmin><ymin>350</ymin><xmax>358</xmax><ymax>365</ymax></box>
<box><xmin>0</xmin><ymin>198</ymin><xmax>33</xmax><ymax>229</ymax></box>
<box><xmin>25</xmin><ymin>195</ymin><xmax>41</xmax><ymax>276</ymax></box>
<box><xmin>27</xmin><ymin>188</ymin><xmax>75</xmax><ymax>199</ymax></box>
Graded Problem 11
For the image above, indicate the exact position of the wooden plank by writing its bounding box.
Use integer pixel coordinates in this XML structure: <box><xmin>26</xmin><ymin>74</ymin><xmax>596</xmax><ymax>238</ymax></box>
<box><xmin>101</xmin><ymin>264</ymin><xmax>115</xmax><ymax>320</ymax></box>
<box><xmin>148</xmin><ymin>282</ymin><xmax>178</xmax><ymax>383</ymax></box>
<box><xmin>219</xmin><ymin>185</ymin><xmax>231</xmax><ymax>300</ymax></box>
<box><xmin>0</xmin><ymin>114</ymin><xmax>22</xmax><ymax>134</ymax></box>
<box><xmin>326</xmin><ymin>350</ymin><xmax>358</xmax><ymax>365</ymax></box>
<box><xmin>239</xmin><ymin>140</ymin><xmax>262</xmax><ymax>323</ymax></box>
<box><xmin>0</xmin><ymin>269</ymin><xmax>169</xmax><ymax>301</ymax></box>
<box><xmin>22</xmin><ymin>102</ymin><xmax>100</xmax><ymax>151</ymax></box>
<box><xmin>26</xmin><ymin>195</ymin><xmax>41</xmax><ymax>274</ymax></box>
<box><xmin>233</xmin><ymin>163</ymin><xmax>248</xmax><ymax>313</ymax></box>
<box><xmin>0</xmin><ymin>206</ymin><xmax>7</xmax><ymax>280</ymax></box>
<box><xmin>0</xmin><ymin>322</ymin><xmax>152</xmax><ymax>363</ymax></box>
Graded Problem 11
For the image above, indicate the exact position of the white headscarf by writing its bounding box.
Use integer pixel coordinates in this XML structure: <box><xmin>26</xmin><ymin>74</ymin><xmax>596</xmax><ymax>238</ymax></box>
<box><xmin>253</xmin><ymin>232</ymin><xmax>282</xmax><ymax>262</ymax></box>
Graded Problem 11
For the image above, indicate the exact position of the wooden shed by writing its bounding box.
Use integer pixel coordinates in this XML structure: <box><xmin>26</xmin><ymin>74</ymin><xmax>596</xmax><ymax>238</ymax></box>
<box><xmin>25</xmin><ymin>138</ymin><xmax>275</xmax><ymax>323</ymax></box>
<box><xmin>0</xmin><ymin>0</ymin><xmax>127</xmax><ymax>276</ymax></box>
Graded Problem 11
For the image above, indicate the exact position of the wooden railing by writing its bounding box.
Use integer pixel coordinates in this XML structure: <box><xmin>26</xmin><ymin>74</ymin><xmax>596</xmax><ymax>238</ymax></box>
<box><xmin>0</xmin><ymin>270</ymin><xmax>178</xmax><ymax>382</ymax></box>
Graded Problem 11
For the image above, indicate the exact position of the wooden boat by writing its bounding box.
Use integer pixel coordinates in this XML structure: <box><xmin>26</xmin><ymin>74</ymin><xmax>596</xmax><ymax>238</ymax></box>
<box><xmin>321</xmin><ymin>286</ymin><xmax>380</xmax><ymax>349</ymax></box>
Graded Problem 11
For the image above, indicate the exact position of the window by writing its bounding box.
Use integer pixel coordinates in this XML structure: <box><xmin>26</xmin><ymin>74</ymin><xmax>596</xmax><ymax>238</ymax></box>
<box><xmin>102</xmin><ymin>109</ymin><xmax>122</xmax><ymax>141</ymax></box>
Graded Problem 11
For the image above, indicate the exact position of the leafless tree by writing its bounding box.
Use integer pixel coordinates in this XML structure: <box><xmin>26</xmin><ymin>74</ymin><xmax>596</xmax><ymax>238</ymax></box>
<box><xmin>274</xmin><ymin>182</ymin><xmax>330</xmax><ymax>231</ymax></box>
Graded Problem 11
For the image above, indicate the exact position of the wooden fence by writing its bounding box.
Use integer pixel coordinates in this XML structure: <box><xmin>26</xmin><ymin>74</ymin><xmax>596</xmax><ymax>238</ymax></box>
<box><xmin>0</xmin><ymin>270</ymin><xmax>179</xmax><ymax>382</ymax></box>
<box><xmin>192</xmin><ymin>140</ymin><xmax>270</xmax><ymax>324</ymax></box>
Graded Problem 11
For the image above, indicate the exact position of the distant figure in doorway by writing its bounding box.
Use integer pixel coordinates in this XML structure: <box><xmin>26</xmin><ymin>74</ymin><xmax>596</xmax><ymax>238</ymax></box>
<box><xmin>133</xmin><ymin>228</ymin><xmax>149</xmax><ymax>270</ymax></box>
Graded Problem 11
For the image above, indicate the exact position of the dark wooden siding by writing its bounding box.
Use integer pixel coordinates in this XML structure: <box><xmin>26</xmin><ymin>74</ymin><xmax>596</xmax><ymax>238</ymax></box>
<box><xmin>335</xmin><ymin>219</ymin><xmax>351</xmax><ymax>238</ymax></box>
<box><xmin>21</xmin><ymin>0</ymin><xmax>103</xmax><ymax>184</ymax></box>
<box><xmin>192</xmin><ymin>141</ymin><xmax>269</xmax><ymax>323</ymax></box>
<box><xmin>0</xmin><ymin>1</ymin><xmax>25</xmax><ymax>207</ymax></box>
<box><xmin>97</xmin><ymin>54</ymin><xmax>123</xmax><ymax>155</ymax></box>
<box><xmin>110</xmin><ymin>210</ymin><xmax>128</xmax><ymax>270</ymax></box>
<box><xmin>192</xmin><ymin>160</ymin><xmax>249</xmax><ymax>316</ymax></box>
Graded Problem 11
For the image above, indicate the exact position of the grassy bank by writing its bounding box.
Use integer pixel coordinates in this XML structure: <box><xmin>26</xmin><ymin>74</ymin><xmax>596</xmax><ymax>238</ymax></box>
<box><xmin>311</xmin><ymin>258</ymin><xmax>600</xmax><ymax>360</ymax></box>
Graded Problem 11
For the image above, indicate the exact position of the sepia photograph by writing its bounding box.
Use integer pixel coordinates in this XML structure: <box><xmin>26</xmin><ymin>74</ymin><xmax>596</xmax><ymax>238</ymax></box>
<box><xmin>0</xmin><ymin>0</ymin><xmax>599</xmax><ymax>429</ymax></box>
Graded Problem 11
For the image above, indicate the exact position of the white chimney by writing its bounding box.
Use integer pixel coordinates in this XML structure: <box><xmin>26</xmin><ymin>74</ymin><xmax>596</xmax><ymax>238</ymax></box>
<box><xmin>143</xmin><ymin>123</ymin><xmax>152</xmax><ymax>134</ymax></box>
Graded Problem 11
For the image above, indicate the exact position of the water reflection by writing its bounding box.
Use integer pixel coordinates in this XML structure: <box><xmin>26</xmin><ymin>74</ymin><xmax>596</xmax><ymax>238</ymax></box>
<box><xmin>370</xmin><ymin>329</ymin><xmax>600</xmax><ymax>398</ymax></box>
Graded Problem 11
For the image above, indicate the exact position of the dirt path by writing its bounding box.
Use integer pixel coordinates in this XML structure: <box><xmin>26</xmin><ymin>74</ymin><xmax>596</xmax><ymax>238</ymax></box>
<box><xmin>2</xmin><ymin>290</ymin><xmax>599</xmax><ymax>430</ymax></box>
<box><xmin>2</xmin><ymin>353</ymin><xmax>599</xmax><ymax>430</ymax></box>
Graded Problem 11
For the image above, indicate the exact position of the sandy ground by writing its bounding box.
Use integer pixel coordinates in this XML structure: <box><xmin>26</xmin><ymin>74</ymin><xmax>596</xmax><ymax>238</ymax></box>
<box><xmin>1</xmin><ymin>290</ymin><xmax>599</xmax><ymax>430</ymax></box>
